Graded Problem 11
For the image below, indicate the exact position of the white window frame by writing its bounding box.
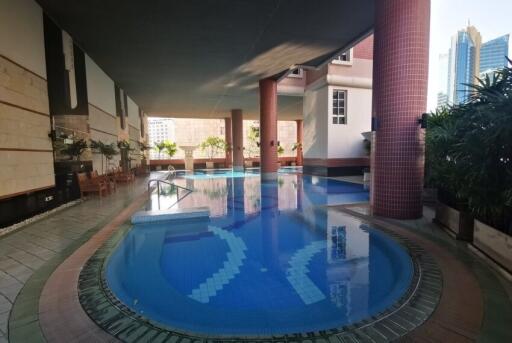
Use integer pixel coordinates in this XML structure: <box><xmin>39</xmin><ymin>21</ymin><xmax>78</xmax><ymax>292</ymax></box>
<box><xmin>331</xmin><ymin>48</ymin><xmax>353</xmax><ymax>66</ymax></box>
<box><xmin>288</xmin><ymin>68</ymin><xmax>304</xmax><ymax>78</ymax></box>
<box><xmin>332</xmin><ymin>89</ymin><xmax>347</xmax><ymax>125</ymax></box>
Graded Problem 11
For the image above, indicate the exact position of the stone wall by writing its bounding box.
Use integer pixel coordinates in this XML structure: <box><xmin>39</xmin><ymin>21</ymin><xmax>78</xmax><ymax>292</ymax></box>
<box><xmin>88</xmin><ymin>104</ymin><xmax>120</xmax><ymax>173</ymax></box>
<box><xmin>0</xmin><ymin>55</ymin><xmax>54</xmax><ymax>198</ymax></box>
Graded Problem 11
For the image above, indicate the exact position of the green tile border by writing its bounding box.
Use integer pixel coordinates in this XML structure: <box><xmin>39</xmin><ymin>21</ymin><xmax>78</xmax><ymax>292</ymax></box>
<box><xmin>78</xmin><ymin>215</ymin><xmax>442</xmax><ymax>343</ymax></box>
<box><xmin>8</xmin><ymin>196</ymin><xmax>139</xmax><ymax>343</ymax></box>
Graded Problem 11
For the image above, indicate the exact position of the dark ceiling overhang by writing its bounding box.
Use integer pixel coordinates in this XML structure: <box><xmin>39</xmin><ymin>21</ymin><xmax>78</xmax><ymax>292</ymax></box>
<box><xmin>37</xmin><ymin>0</ymin><xmax>375</xmax><ymax>119</ymax></box>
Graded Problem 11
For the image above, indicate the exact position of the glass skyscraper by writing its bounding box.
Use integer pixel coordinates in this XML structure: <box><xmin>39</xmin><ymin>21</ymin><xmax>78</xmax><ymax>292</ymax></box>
<box><xmin>480</xmin><ymin>34</ymin><xmax>510</xmax><ymax>74</ymax></box>
<box><xmin>447</xmin><ymin>26</ymin><xmax>481</xmax><ymax>105</ymax></box>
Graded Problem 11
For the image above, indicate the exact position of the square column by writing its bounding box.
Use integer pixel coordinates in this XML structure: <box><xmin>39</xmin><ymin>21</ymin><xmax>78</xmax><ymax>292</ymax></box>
<box><xmin>231</xmin><ymin>109</ymin><xmax>244</xmax><ymax>172</ymax></box>
<box><xmin>371</xmin><ymin>0</ymin><xmax>430</xmax><ymax>219</ymax></box>
<box><xmin>259</xmin><ymin>78</ymin><xmax>278</xmax><ymax>181</ymax></box>
<box><xmin>224</xmin><ymin>117</ymin><xmax>233</xmax><ymax>168</ymax></box>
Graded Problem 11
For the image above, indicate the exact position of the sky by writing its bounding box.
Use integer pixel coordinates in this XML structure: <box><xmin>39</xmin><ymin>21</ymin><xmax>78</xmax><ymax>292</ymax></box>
<box><xmin>427</xmin><ymin>0</ymin><xmax>512</xmax><ymax>110</ymax></box>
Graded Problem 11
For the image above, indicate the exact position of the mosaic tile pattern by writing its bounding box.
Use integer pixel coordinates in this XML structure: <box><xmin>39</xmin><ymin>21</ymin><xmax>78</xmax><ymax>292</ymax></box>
<box><xmin>286</xmin><ymin>241</ymin><xmax>326</xmax><ymax>305</ymax></box>
<box><xmin>189</xmin><ymin>226</ymin><xmax>248</xmax><ymax>303</ymax></box>
<box><xmin>78</xmin><ymin>217</ymin><xmax>442</xmax><ymax>342</ymax></box>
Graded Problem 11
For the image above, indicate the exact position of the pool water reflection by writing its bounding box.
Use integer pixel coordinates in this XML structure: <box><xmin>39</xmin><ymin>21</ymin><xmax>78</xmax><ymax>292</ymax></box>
<box><xmin>106</xmin><ymin>172</ymin><xmax>413</xmax><ymax>335</ymax></box>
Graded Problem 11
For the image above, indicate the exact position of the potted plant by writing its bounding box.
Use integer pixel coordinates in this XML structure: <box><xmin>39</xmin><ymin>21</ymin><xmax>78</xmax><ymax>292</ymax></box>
<box><xmin>117</xmin><ymin>140</ymin><xmax>134</xmax><ymax>173</ymax></box>
<box><xmin>277</xmin><ymin>144</ymin><xmax>285</xmax><ymax>168</ymax></box>
<box><xmin>291</xmin><ymin>142</ymin><xmax>302</xmax><ymax>166</ymax></box>
<box><xmin>153</xmin><ymin>141</ymin><xmax>167</xmax><ymax>160</ymax></box>
<box><xmin>426</xmin><ymin>62</ymin><xmax>512</xmax><ymax>270</ymax></box>
<box><xmin>138</xmin><ymin>142</ymin><xmax>151</xmax><ymax>167</ymax></box>
<box><xmin>60</xmin><ymin>139</ymin><xmax>88</xmax><ymax>161</ymax></box>
<box><xmin>90</xmin><ymin>140</ymin><xmax>119</xmax><ymax>174</ymax></box>
<box><xmin>200</xmin><ymin>136</ymin><xmax>226</xmax><ymax>169</ymax></box>
<box><xmin>245</xmin><ymin>125</ymin><xmax>260</xmax><ymax>167</ymax></box>
<box><xmin>164</xmin><ymin>140</ymin><xmax>178</xmax><ymax>159</ymax></box>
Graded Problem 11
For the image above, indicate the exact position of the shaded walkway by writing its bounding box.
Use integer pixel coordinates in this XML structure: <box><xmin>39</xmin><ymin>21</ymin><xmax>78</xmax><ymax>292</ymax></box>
<box><xmin>0</xmin><ymin>174</ymin><xmax>157</xmax><ymax>342</ymax></box>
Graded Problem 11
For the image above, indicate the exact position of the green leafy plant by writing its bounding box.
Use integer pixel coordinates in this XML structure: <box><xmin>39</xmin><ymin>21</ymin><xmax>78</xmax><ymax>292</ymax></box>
<box><xmin>117</xmin><ymin>140</ymin><xmax>133</xmax><ymax>152</ymax></box>
<box><xmin>60</xmin><ymin>139</ymin><xmax>88</xmax><ymax>161</ymax></box>
<box><xmin>200</xmin><ymin>136</ymin><xmax>227</xmax><ymax>160</ymax></box>
<box><xmin>153</xmin><ymin>141</ymin><xmax>177</xmax><ymax>159</ymax></box>
<box><xmin>425</xmin><ymin>62</ymin><xmax>512</xmax><ymax>233</ymax></box>
<box><xmin>277</xmin><ymin>145</ymin><xmax>285</xmax><ymax>155</ymax></box>
<box><xmin>245</xmin><ymin>125</ymin><xmax>260</xmax><ymax>158</ymax></box>
<box><xmin>153</xmin><ymin>141</ymin><xmax>167</xmax><ymax>159</ymax></box>
<box><xmin>164</xmin><ymin>141</ymin><xmax>178</xmax><ymax>158</ymax></box>
<box><xmin>90</xmin><ymin>140</ymin><xmax>119</xmax><ymax>174</ymax></box>
<box><xmin>291</xmin><ymin>142</ymin><xmax>302</xmax><ymax>152</ymax></box>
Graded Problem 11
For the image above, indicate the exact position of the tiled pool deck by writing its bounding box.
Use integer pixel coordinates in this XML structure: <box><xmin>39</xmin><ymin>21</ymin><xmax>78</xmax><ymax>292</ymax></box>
<box><xmin>0</xmin><ymin>173</ymin><xmax>511</xmax><ymax>342</ymax></box>
<box><xmin>0</xmin><ymin>175</ymin><xmax>156</xmax><ymax>342</ymax></box>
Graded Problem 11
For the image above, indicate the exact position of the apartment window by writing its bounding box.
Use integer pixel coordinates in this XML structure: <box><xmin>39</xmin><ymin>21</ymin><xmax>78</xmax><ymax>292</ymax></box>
<box><xmin>288</xmin><ymin>68</ymin><xmax>303</xmax><ymax>78</ymax></box>
<box><xmin>332</xmin><ymin>49</ymin><xmax>353</xmax><ymax>65</ymax></box>
<box><xmin>332</xmin><ymin>90</ymin><xmax>347</xmax><ymax>124</ymax></box>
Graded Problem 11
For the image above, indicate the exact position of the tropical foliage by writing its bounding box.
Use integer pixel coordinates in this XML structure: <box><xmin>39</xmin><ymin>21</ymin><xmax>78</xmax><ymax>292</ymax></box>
<box><xmin>426</xmin><ymin>62</ymin><xmax>512</xmax><ymax>233</ymax></box>
<box><xmin>164</xmin><ymin>141</ymin><xmax>178</xmax><ymax>158</ymax></box>
<box><xmin>90</xmin><ymin>140</ymin><xmax>119</xmax><ymax>174</ymax></box>
<box><xmin>153</xmin><ymin>140</ymin><xmax>177</xmax><ymax>159</ymax></box>
<box><xmin>245</xmin><ymin>125</ymin><xmax>260</xmax><ymax>158</ymax></box>
<box><xmin>277</xmin><ymin>145</ymin><xmax>285</xmax><ymax>155</ymax></box>
<box><xmin>60</xmin><ymin>139</ymin><xmax>88</xmax><ymax>161</ymax></box>
<box><xmin>200</xmin><ymin>136</ymin><xmax>227</xmax><ymax>160</ymax></box>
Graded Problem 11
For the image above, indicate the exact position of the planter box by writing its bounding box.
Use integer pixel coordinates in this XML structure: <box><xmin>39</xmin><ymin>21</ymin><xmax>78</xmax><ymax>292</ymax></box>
<box><xmin>473</xmin><ymin>220</ymin><xmax>512</xmax><ymax>273</ymax></box>
<box><xmin>205</xmin><ymin>161</ymin><xmax>215</xmax><ymax>169</ymax></box>
<box><xmin>245</xmin><ymin>161</ymin><xmax>254</xmax><ymax>168</ymax></box>
<box><xmin>434</xmin><ymin>202</ymin><xmax>474</xmax><ymax>241</ymax></box>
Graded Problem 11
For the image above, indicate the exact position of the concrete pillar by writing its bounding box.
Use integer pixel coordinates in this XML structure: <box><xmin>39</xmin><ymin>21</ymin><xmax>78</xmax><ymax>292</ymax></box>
<box><xmin>296</xmin><ymin>119</ymin><xmax>303</xmax><ymax>166</ymax></box>
<box><xmin>259</xmin><ymin>78</ymin><xmax>278</xmax><ymax>181</ymax></box>
<box><xmin>371</xmin><ymin>0</ymin><xmax>430</xmax><ymax>219</ymax></box>
<box><xmin>231</xmin><ymin>109</ymin><xmax>244</xmax><ymax>172</ymax></box>
<box><xmin>224</xmin><ymin>117</ymin><xmax>233</xmax><ymax>168</ymax></box>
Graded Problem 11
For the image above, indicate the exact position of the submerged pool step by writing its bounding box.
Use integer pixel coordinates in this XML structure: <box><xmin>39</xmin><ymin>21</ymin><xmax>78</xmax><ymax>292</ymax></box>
<box><xmin>131</xmin><ymin>207</ymin><xmax>210</xmax><ymax>224</ymax></box>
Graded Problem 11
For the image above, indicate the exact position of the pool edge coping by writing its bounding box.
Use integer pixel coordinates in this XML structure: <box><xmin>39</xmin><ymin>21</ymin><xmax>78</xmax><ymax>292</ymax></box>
<box><xmin>76</xmin><ymin>208</ymin><xmax>443</xmax><ymax>342</ymax></box>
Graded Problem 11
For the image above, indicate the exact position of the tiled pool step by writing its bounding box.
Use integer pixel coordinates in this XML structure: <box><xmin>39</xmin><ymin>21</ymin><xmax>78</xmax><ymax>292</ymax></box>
<box><xmin>131</xmin><ymin>207</ymin><xmax>210</xmax><ymax>224</ymax></box>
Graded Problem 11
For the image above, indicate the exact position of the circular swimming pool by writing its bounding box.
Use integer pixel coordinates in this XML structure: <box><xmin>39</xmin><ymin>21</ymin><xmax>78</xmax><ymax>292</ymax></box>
<box><xmin>105</xmin><ymin>204</ymin><xmax>414</xmax><ymax>335</ymax></box>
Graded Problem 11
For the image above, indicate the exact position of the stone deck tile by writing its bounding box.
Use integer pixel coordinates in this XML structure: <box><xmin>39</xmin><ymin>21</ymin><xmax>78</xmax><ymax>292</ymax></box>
<box><xmin>0</xmin><ymin>174</ymin><xmax>157</xmax><ymax>342</ymax></box>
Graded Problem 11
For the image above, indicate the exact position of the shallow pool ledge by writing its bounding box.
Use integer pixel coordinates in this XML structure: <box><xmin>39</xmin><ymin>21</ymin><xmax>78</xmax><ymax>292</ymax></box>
<box><xmin>131</xmin><ymin>207</ymin><xmax>210</xmax><ymax>224</ymax></box>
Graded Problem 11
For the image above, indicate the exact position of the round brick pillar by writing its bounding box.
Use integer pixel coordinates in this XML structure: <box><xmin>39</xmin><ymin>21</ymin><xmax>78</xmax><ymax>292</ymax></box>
<box><xmin>371</xmin><ymin>0</ymin><xmax>430</xmax><ymax>219</ymax></box>
<box><xmin>259</xmin><ymin>78</ymin><xmax>278</xmax><ymax>181</ymax></box>
<box><xmin>231</xmin><ymin>109</ymin><xmax>244</xmax><ymax>172</ymax></box>
<box><xmin>224</xmin><ymin>117</ymin><xmax>233</xmax><ymax>168</ymax></box>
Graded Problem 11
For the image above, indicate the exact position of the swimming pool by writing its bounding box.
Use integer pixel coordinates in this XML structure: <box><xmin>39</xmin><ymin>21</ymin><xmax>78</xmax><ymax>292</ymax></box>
<box><xmin>105</xmin><ymin>172</ymin><xmax>414</xmax><ymax>336</ymax></box>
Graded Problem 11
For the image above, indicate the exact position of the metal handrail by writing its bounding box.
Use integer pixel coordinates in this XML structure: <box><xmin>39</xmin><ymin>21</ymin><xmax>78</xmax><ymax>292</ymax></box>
<box><xmin>147</xmin><ymin>178</ymin><xmax>193</xmax><ymax>210</ymax></box>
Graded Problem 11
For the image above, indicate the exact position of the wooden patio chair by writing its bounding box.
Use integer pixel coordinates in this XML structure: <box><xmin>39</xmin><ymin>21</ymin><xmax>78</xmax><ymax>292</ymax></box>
<box><xmin>112</xmin><ymin>166</ymin><xmax>135</xmax><ymax>183</ymax></box>
<box><xmin>92</xmin><ymin>170</ymin><xmax>116</xmax><ymax>193</ymax></box>
<box><xmin>77</xmin><ymin>172</ymin><xmax>108</xmax><ymax>198</ymax></box>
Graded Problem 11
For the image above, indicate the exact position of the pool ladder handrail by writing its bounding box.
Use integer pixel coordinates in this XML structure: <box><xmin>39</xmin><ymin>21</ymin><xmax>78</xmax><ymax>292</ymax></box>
<box><xmin>147</xmin><ymin>178</ymin><xmax>193</xmax><ymax>210</ymax></box>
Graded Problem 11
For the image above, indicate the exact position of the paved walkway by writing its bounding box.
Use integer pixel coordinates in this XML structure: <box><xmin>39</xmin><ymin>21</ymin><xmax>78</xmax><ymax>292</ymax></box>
<box><xmin>0</xmin><ymin>175</ymin><xmax>154</xmax><ymax>342</ymax></box>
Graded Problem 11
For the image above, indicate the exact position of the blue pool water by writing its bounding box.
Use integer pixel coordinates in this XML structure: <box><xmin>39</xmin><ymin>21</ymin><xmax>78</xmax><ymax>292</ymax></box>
<box><xmin>106</xmin><ymin>171</ymin><xmax>413</xmax><ymax>335</ymax></box>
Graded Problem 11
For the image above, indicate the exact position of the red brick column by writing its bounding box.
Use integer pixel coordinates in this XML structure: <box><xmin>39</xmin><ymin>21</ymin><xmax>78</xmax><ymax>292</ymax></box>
<box><xmin>224</xmin><ymin>117</ymin><xmax>233</xmax><ymax>168</ymax></box>
<box><xmin>296</xmin><ymin>119</ymin><xmax>303</xmax><ymax>166</ymax></box>
<box><xmin>371</xmin><ymin>0</ymin><xmax>430</xmax><ymax>219</ymax></box>
<box><xmin>259</xmin><ymin>78</ymin><xmax>278</xmax><ymax>181</ymax></box>
<box><xmin>231</xmin><ymin>109</ymin><xmax>244</xmax><ymax>172</ymax></box>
